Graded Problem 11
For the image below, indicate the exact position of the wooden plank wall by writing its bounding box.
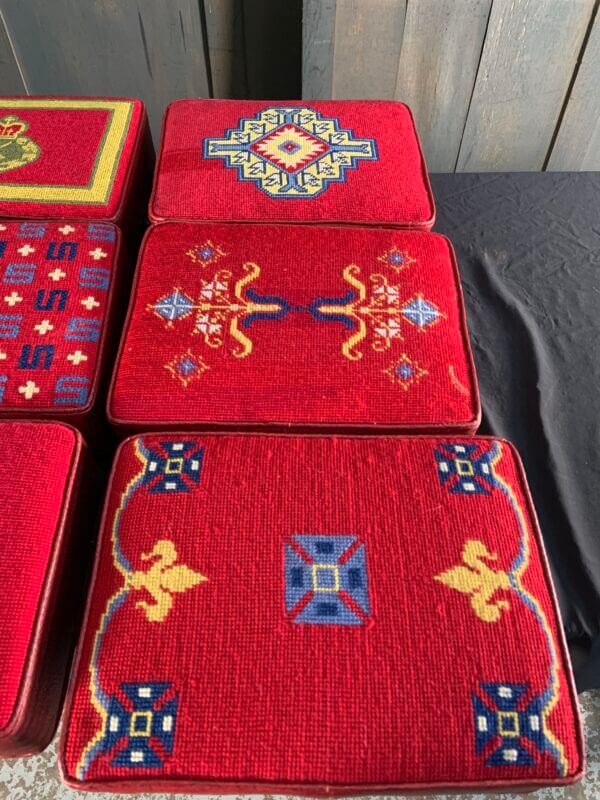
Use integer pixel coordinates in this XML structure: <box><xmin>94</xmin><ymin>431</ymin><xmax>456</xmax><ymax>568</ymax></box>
<box><xmin>303</xmin><ymin>0</ymin><xmax>600</xmax><ymax>171</ymax></box>
<box><xmin>0</xmin><ymin>0</ymin><xmax>597</xmax><ymax>170</ymax></box>
<box><xmin>0</xmin><ymin>0</ymin><xmax>211</xmax><ymax>144</ymax></box>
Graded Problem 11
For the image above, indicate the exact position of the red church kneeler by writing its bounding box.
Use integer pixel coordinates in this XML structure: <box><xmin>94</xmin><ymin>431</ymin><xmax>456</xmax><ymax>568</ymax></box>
<box><xmin>61</xmin><ymin>433</ymin><xmax>583</xmax><ymax>794</ymax></box>
<box><xmin>150</xmin><ymin>100</ymin><xmax>435</xmax><ymax>228</ymax></box>
<box><xmin>0</xmin><ymin>97</ymin><xmax>150</xmax><ymax>227</ymax></box>
<box><xmin>0</xmin><ymin>220</ymin><xmax>124</xmax><ymax>435</ymax></box>
<box><xmin>109</xmin><ymin>222</ymin><xmax>480</xmax><ymax>433</ymax></box>
<box><xmin>0</xmin><ymin>421</ymin><xmax>88</xmax><ymax>756</ymax></box>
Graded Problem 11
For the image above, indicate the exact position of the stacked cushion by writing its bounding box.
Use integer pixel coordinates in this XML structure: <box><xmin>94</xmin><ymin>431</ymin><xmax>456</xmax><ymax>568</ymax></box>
<box><xmin>0</xmin><ymin>421</ymin><xmax>86</xmax><ymax>755</ymax></box>
<box><xmin>150</xmin><ymin>100</ymin><xmax>434</xmax><ymax>228</ymax></box>
<box><xmin>0</xmin><ymin>221</ymin><xmax>121</xmax><ymax>428</ymax></box>
<box><xmin>0</xmin><ymin>97</ymin><xmax>148</xmax><ymax>225</ymax></box>
<box><xmin>109</xmin><ymin>222</ymin><xmax>479</xmax><ymax>432</ymax></box>
<box><xmin>61</xmin><ymin>433</ymin><xmax>582</xmax><ymax>793</ymax></box>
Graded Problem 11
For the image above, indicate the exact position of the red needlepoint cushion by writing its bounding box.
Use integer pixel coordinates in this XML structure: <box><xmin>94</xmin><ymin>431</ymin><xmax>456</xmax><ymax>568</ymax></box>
<box><xmin>0</xmin><ymin>420</ymin><xmax>85</xmax><ymax>755</ymax></box>
<box><xmin>0</xmin><ymin>220</ymin><xmax>121</xmax><ymax>423</ymax></box>
<box><xmin>150</xmin><ymin>100</ymin><xmax>435</xmax><ymax>228</ymax></box>
<box><xmin>109</xmin><ymin>222</ymin><xmax>479</xmax><ymax>432</ymax></box>
<box><xmin>0</xmin><ymin>97</ymin><xmax>147</xmax><ymax>222</ymax></box>
<box><xmin>60</xmin><ymin>434</ymin><xmax>583</xmax><ymax>793</ymax></box>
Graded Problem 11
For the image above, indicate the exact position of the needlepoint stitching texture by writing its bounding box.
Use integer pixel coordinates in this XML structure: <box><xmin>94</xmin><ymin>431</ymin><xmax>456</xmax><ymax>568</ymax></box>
<box><xmin>150</xmin><ymin>100</ymin><xmax>434</xmax><ymax>227</ymax></box>
<box><xmin>0</xmin><ymin>421</ymin><xmax>78</xmax><ymax>732</ymax></box>
<box><xmin>62</xmin><ymin>434</ymin><xmax>582</xmax><ymax>793</ymax></box>
<box><xmin>0</xmin><ymin>97</ymin><xmax>143</xmax><ymax>219</ymax></box>
<box><xmin>0</xmin><ymin>221</ymin><xmax>116</xmax><ymax>411</ymax></box>
<box><xmin>110</xmin><ymin>223</ymin><xmax>478</xmax><ymax>432</ymax></box>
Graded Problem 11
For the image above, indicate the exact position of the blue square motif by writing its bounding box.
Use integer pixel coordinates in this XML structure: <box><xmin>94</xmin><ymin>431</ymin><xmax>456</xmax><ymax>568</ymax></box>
<box><xmin>285</xmin><ymin>534</ymin><xmax>370</xmax><ymax>626</ymax></box>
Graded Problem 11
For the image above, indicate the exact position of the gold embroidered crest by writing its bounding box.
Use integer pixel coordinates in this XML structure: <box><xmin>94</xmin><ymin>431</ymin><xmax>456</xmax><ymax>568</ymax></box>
<box><xmin>0</xmin><ymin>115</ymin><xmax>41</xmax><ymax>173</ymax></box>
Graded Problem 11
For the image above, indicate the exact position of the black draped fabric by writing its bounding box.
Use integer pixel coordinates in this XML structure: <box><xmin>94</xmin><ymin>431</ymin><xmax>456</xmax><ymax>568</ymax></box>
<box><xmin>430</xmin><ymin>172</ymin><xmax>600</xmax><ymax>692</ymax></box>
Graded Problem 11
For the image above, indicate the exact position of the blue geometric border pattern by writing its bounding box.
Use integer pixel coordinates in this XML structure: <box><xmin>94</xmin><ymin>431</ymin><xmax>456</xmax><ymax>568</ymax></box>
<box><xmin>473</xmin><ymin>682</ymin><xmax>551</xmax><ymax>767</ymax></box>
<box><xmin>203</xmin><ymin>106</ymin><xmax>378</xmax><ymax>199</ymax></box>
<box><xmin>98</xmin><ymin>682</ymin><xmax>178</xmax><ymax>769</ymax></box>
<box><xmin>285</xmin><ymin>534</ymin><xmax>370</xmax><ymax>625</ymax></box>
<box><xmin>140</xmin><ymin>440</ymin><xmax>205</xmax><ymax>494</ymax></box>
<box><xmin>434</xmin><ymin>443</ymin><xmax>498</xmax><ymax>495</ymax></box>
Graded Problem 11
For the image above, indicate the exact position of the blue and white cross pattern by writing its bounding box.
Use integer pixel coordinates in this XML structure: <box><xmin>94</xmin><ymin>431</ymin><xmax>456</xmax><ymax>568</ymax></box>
<box><xmin>140</xmin><ymin>440</ymin><xmax>205</xmax><ymax>494</ymax></box>
<box><xmin>98</xmin><ymin>682</ymin><xmax>178</xmax><ymax>769</ymax></box>
<box><xmin>285</xmin><ymin>534</ymin><xmax>371</xmax><ymax>625</ymax></box>
<box><xmin>473</xmin><ymin>682</ymin><xmax>550</xmax><ymax>767</ymax></box>
<box><xmin>435</xmin><ymin>443</ymin><xmax>497</xmax><ymax>495</ymax></box>
<box><xmin>400</xmin><ymin>294</ymin><xmax>442</xmax><ymax>329</ymax></box>
<box><xmin>151</xmin><ymin>289</ymin><xmax>195</xmax><ymax>323</ymax></box>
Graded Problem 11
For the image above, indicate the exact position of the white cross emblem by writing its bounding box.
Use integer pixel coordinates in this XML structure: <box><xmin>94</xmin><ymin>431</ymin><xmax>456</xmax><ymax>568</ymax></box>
<box><xmin>80</xmin><ymin>296</ymin><xmax>100</xmax><ymax>310</ymax></box>
<box><xmin>4</xmin><ymin>292</ymin><xmax>22</xmax><ymax>306</ymax></box>
<box><xmin>89</xmin><ymin>247</ymin><xmax>107</xmax><ymax>261</ymax></box>
<box><xmin>17</xmin><ymin>244</ymin><xmax>35</xmax><ymax>256</ymax></box>
<box><xmin>48</xmin><ymin>268</ymin><xmax>66</xmax><ymax>282</ymax></box>
<box><xmin>67</xmin><ymin>350</ymin><xmax>88</xmax><ymax>366</ymax></box>
<box><xmin>18</xmin><ymin>381</ymin><xmax>40</xmax><ymax>400</ymax></box>
<box><xmin>34</xmin><ymin>319</ymin><xmax>54</xmax><ymax>335</ymax></box>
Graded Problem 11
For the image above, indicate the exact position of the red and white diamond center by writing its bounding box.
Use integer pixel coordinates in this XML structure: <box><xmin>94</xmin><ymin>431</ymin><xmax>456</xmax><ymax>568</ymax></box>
<box><xmin>250</xmin><ymin>124</ymin><xmax>330</xmax><ymax>173</ymax></box>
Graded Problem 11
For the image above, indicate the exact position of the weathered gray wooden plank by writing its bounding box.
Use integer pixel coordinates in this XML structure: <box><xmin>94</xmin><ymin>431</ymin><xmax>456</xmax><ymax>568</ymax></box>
<box><xmin>204</xmin><ymin>0</ymin><xmax>245</xmax><ymax>98</ymax></box>
<box><xmin>394</xmin><ymin>0</ymin><xmax>492</xmax><ymax>172</ymax></box>
<box><xmin>0</xmin><ymin>0</ymin><xmax>210</xmax><ymax>142</ymax></box>
<box><xmin>456</xmin><ymin>0</ymin><xmax>595</xmax><ymax>172</ymax></box>
<box><xmin>547</xmin><ymin>9</ymin><xmax>600</xmax><ymax>170</ymax></box>
<box><xmin>0</xmin><ymin>9</ymin><xmax>25</xmax><ymax>94</ymax></box>
<box><xmin>302</xmin><ymin>0</ymin><xmax>336</xmax><ymax>99</ymax></box>
<box><xmin>332</xmin><ymin>0</ymin><xmax>407</xmax><ymax>99</ymax></box>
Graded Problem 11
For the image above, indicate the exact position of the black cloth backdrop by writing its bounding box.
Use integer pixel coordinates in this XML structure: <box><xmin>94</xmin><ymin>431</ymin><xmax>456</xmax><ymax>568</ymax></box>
<box><xmin>430</xmin><ymin>172</ymin><xmax>600</xmax><ymax>692</ymax></box>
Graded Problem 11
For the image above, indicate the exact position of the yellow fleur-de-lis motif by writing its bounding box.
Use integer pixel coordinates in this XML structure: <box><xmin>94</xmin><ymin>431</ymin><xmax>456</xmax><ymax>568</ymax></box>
<box><xmin>434</xmin><ymin>539</ymin><xmax>511</xmax><ymax>623</ymax></box>
<box><xmin>129</xmin><ymin>539</ymin><xmax>207</xmax><ymax>622</ymax></box>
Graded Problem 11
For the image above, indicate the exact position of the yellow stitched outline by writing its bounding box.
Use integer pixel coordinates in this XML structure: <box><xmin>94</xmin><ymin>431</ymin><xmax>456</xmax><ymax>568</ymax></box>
<box><xmin>0</xmin><ymin>99</ymin><xmax>133</xmax><ymax>203</ymax></box>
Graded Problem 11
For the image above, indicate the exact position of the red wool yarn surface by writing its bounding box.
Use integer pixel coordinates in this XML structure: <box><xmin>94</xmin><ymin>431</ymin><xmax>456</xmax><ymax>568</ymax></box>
<box><xmin>150</xmin><ymin>100</ymin><xmax>435</xmax><ymax>228</ymax></box>
<box><xmin>0</xmin><ymin>221</ymin><xmax>120</xmax><ymax>424</ymax></box>
<box><xmin>109</xmin><ymin>222</ymin><xmax>479</xmax><ymax>433</ymax></box>
<box><xmin>61</xmin><ymin>433</ymin><xmax>582</xmax><ymax>794</ymax></box>
<box><xmin>0</xmin><ymin>420</ymin><xmax>85</xmax><ymax>755</ymax></box>
<box><xmin>0</xmin><ymin>97</ymin><xmax>146</xmax><ymax>222</ymax></box>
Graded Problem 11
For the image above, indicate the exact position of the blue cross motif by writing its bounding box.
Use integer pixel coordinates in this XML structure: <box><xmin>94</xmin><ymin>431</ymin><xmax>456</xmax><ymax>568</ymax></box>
<box><xmin>141</xmin><ymin>440</ymin><xmax>205</xmax><ymax>494</ymax></box>
<box><xmin>178</xmin><ymin>356</ymin><xmax>198</xmax><ymax>377</ymax></box>
<box><xmin>395</xmin><ymin>361</ymin><xmax>414</xmax><ymax>382</ymax></box>
<box><xmin>198</xmin><ymin>246</ymin><xmax>215</xmax><ymax>260</ymax></box>
<box><xmin>435</xmin><ymin>444</ymin><xmax>497</xmax><ymax>495</ymax></box>
<box><xmin>400</xmin><ymin>295</ymin><xmax>441</xmax><ymax>329</ymax></box>
<box><xmin>97</xmin><ymin>682</ymin><xmax>178</xmax><ymax>769</ymax></box>
<box><xmin>285</xmin><ymin>534</ymin><xmax>371</xmax><ymax>625</ymax></box>
<box><xmin>152</xmin><ymin>290</ymin><xmax>195</xmax><ymax>322</ymax></box>
<box><xmin>473</xmin><ymin>683</ymin><xmax>550</xmax><ymax>767</ymax></box>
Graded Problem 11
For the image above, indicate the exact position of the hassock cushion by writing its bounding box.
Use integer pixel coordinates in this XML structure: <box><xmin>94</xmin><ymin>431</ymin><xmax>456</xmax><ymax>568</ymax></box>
<box><xmin>0</xmin><ymin>220</ymin><xmax>121</xmax><ymax>425</ymax></box>
<box><xmin>0</xmin><ymin>420</ymin><xmax>85</xmax><ymax>755</ymax></box>
<box><xmin>150</xmin><ymin>100</ymin><xmax>434</xmax><ymax>228</ymax></box>
<box><xmin>109</xmin><ymin>222</ymin><xmax>479</xmax><ymax>433</ymax></box>
<box><xmin>0</xmin><ymin>97</ymin><xmax>147</xmax><ymax>223</ymax></box>
<box><xmin>61</xmin><ymin>433</ymin><xmax>582</xmax><ymax>793</ymax></box>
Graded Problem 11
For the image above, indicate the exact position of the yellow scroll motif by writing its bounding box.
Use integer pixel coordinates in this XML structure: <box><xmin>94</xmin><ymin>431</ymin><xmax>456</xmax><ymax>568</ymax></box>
<box><xmin>195</xmin><ymin>262</ymin><xmax>283</xmax><ymax>358</ymax></box>
<box><xmin>129</xmin><ymin>540</ymin><xmax>207</xmax><ymax>623</ymax></box>
<box><xmin>314</xmin><ymin>264</ymin><xmax>444</xmax><ymax>361</ymax></box>
<box><xmin>434</xmin><ymin>539</ymin><xmax>511</xmax><ymax>623</ymax></box>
